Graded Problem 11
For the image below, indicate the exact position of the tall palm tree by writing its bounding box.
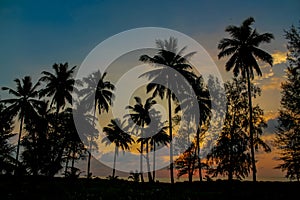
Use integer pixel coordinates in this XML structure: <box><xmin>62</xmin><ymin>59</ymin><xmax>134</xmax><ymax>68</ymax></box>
<box><xmin>39</xmin><ymin>62</ymin><xmax>77</xmax><ymax>115</ymax></box>
<box><xmin>218</xmin><ymin>17</ymin><xmax>274</xmax><ymax>181</ymax></box>
<box><xmin>125</xmin><ymin>96</ymin><xmax>156</xmax><ymax>182</ymax></box>
<box><xmin>139</xmin><ymin>37</ymin><xmax>196</xmax><ymax>184</ymax></box>
<box><xmin>78</xmin><ymin>70</ymin><xmax>115</xmax><ymax>178</ymax></box>
<box><xmin>39</xmin><ymin>62</ymin><xmax>77</xmax><ymax>176</ymax></box>
<box><xmin>0</xmin><ymin>76</ymin><xmax>43</xmax><ymax>170</ymax></box>
<box><xmin>102</xmin><ymin>118</ymin><xmax>134</xmax><ymax>178</ymax></box>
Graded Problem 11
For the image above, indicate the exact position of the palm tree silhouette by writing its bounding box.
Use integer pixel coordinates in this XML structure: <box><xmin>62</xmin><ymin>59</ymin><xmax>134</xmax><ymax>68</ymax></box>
<box><xmin>126</xmin><ymin>96</ymin><xmax>156</xmax><ymax>182</ymax></box>
<box><xmin>39</xmin><ymin>62</ymin><xmax>77</xmax><ymax>116</ymax></box>
<box><xmin>0</xmin><ymin>76</ymin><xmax>43</xmax><ymax>172</ymax></box>
<box><xmin>102</xmin><ymin>118</ymin><xmax>134</xmax><ymax>178</ymax></box>
<box><xmin>78</xmin><ymin>70</ymin><xmax>115</xmax><ymax>178</ymax></box>
<box><xmin>147</xmin><ymin>114</ymin><xmax>170</xmax><ymax>182</ymax></box>
<box><xmin>218</xmin><ymin>17</ymin><xmax>274</xmax><ymax>181</ymax></box>
<box><xmin>39</xmin><ymin>62</ymin><xmax>77</xmax><ymax>176</ymax></box>
<box><xmin>139</xmin><ymin>37</ymin><xmax>196</xmax><ymax>184</ymax></box>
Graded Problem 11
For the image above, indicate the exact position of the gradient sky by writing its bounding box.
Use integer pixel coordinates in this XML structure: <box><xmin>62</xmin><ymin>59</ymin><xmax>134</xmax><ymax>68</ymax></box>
<box><xmin>1</xmin><ymin>0</ymin><xmax>300</xmax><ymax>181</ymax></box>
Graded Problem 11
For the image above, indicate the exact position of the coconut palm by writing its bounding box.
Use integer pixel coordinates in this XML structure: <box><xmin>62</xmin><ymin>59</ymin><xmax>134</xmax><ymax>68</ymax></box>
<box><xmin>139</xmin><ymin>37</ymin><xmax>196</xmax><ymax>184</ymax></box>
<box><xmin>0</xmin><ymin>76</ymin><xmax>43</xmax><ymax>171</ymax></box>
<box><xmin>148</xmin><ymin>115</ymin><xmax>170</xmax><ymax>181</ymax></box>
<box><xmin>39</xmin><ymin>62</ymin><xmax>76</xmax><ymax>115</ymax></box>
<box><xmin>125</xmin><ymin>96</ymin><xmax>156</xmax><ymax>182</ymax></box>
<box><xmin>102</xmin><ymin>118</ymin><xmax>134</xmax><ymax>178</ymax></box>
<box><xmin>217</xmin><ymin>17</ymin><xmax>274</xmax><ymax>181</ymax></box>
<box><xmin>78</xmin><ymin>70</ymin><xmax>115</xmax><ymax>178</ymax></box>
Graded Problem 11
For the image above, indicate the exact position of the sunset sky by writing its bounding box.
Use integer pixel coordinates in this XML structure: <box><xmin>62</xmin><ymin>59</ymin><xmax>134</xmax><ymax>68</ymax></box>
<box><xmin>1</xmin><ymin>0</ymin><xmax>300</xmax><ymax>181</ymax></box>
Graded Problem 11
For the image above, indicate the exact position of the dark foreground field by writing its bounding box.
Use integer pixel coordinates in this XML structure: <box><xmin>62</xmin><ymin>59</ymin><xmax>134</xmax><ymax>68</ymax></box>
<box><xmin>0</xmin><ymin>176</ymin><xmax>298</xmax><ymax>200</ymax></box>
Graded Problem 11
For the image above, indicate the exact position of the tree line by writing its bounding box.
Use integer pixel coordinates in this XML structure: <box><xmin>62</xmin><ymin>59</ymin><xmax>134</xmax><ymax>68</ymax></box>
<box><xmin>0</xmin><ymin>17</ymin><xmax>299</xmax><ymax>182</ymax></box>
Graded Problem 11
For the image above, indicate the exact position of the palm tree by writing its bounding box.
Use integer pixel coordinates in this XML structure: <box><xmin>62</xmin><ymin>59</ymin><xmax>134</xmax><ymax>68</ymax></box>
<box><xmin>39</xmin><ymin>62</ymin><xmax>77</xmax><ymax>176</ymax></box>
<box><xmin>218</xmin><ymin>17</ymin><xmax>274</xmax><ymax>181</ymax></box>
<box><xmin>125</xmin><ymin>96</ymin><xmax>156</xmax><ymax>182</ymax></box>
<box><xmin>0</xmin><ymin>76</ymin><xmax>43</xmax><ymax>171</ymax></box>
<box><xmin>148</xmin><ymin>115</ymin><xmax>170</xmax><ymax>181</ymax></box>
<box><xmin>78</xmin><ymin>70</ymin><xmax>115</xmax><ymax>178</ymax></box>
<box><xmin>139</xmin><ymin>37</ymin><xmax>196</xmax><ymax>184</ymax></box>
<box><xmin>102</xmin><ymin>118</ymin><xmax>134</xmax><ymax>178</ymax></box>
<box><xmin>39</xmin><ymin>62</ymin><xmax>77</xmax><ymax>115</ymax></box>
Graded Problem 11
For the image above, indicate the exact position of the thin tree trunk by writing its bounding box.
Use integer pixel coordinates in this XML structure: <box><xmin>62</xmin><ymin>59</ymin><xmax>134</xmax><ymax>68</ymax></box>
<box><xmin>152</xmin><ymin>142</ymin><xmax>156</xmax><ymax>182</ymax></box>
<box><xmin>112</xmin><ymin>146</ymin><xmax>118</xmax><ymax>178</ymax></box>
<box><xmin>146</xmin><ymin>141</ymin><xmax>153</xmax><ymax>182</ymax></box>
<box><xmin>15</xmin><ymin>114</ymin><xmax>24</xmax><ymax>175</ymax></box>
<box><xmin>168</xmin><ymin>91</ymin><xmax>174</xmax><ymax>184</ymax></box>
<box><xmin>87</xmin><ymin>151</ymin><xmax>91</xmax><ymax>178</ymax></box>
<box><xmin>246</xmin><ymin>69</ymin><xmax>256</xmax><ymax>182</ymax></box>
<box><xmin>71</xmin><ymin>145</ymin><xmax>76</xmax><ymax>168</ymax></box>
<box><xmin>87</xmin><ymin>107</ymin><xmax>96</xmax><ymax>179</ymax></box>
<box><xmin>196</xmin><ymin>124</ymin><xmax>202</xmax><ymax>182</ymax></box>
<box><xmin>140</xmin><ymin>141</ymin><xmax>144</xmax><ymax>182</ymax></box>
<box><xmin>188</xmin><ymin>152</ymin><xmax>192</xmax><ymax>183</ymax></box>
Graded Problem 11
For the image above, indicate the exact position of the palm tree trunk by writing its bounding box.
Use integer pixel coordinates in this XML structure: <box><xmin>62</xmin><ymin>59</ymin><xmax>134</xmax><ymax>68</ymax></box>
<box><xmin>246</xmin><ymin>69</ymin><xmax>256</xmax><ymax>182</ymax></box>
<box><xmin>168</xmin><ymin>91</ymin><xmax>174</xmax><ymax>184</ymax></box>
<box><xmin>71</xmin><ymin>145</ymin><xmax>76</xmax><ymax>168</ymax></box>
<box><xmin>152</xmin><ymin>142</ymin><xmax>156</xmax><ymax>182</ymax></box>
<box><xmin>140</xmin><ymin>141</ymin><xmax>144</xmax><ymax>182</ymax></box>
<box><xmin>112</xmin><ymin>146</ymin><xmax>118</xmax><ymax>178</ymax></box>
<box><xmin>15</xmin><ymin>114</ymin><xmax>24</xmax><ymax>174</ymax></box>
<box><xmin>196</xmin><ymin>124</ymin><xmax>202</xmax><ymax>182</ymax></box>
<box><xmin>188</xmin><ymin>152</ymin><xmax>193</xmax><ymax>183</ymax></box>
<box><xmin>87</xmin><ymin>139</ymin><xmax>92</xmax><ymax>178</ymax></box>
<box><xmin>87</xmin><ymin>151</ymin><xmax>91</xmax><ymax>178</ymax></box>
<box><xmin>87</xmin><ymin>107</ymin><xmax>96</xmax><ymax>179</ymax></box>
<box><xmin>146</xmin><ymin>141</ymin><xmax>153</xmax><ymax>182</ymax></box>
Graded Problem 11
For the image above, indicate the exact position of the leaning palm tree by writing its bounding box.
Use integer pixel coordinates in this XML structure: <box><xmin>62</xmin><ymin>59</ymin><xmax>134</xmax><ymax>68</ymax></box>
<box><xmin>125</xmin><ymin>96</ymin><xmax>156</xmax><ymax>182</ymax></box>
<box><xmin>102</xmin><ymin>118</ymin><xmax>134</xmax><ymax>178</ymax></box>
<box><xmin>139</xmin><ymin>37</ymin><xmax>196</xmax><ymax>184</ymax></box>
<box><xmin>39</xmin><ymin>62</ymin><xmax>77</xmax><ymax>116</ymax></box>
<box><xmin>218</xmin><ymin>17</ymin><xmax>274</xmax><ymax>181</ymax></box>
<box><xmin>78</xmin><ymin>70</ymin><xmax>115</xmax><ymax>178</ymax></box>
<box><xmin>0</xmin><ymin>76</ymin><xmax>43</xmax><ymax>170</ymax></box>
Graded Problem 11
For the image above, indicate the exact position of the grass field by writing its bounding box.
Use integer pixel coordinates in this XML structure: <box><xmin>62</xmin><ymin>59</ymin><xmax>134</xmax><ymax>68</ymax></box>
<box><xmin>0</xmin><ymin>176</ymin><xmax>299</xmax><ymax>200</ymax></box>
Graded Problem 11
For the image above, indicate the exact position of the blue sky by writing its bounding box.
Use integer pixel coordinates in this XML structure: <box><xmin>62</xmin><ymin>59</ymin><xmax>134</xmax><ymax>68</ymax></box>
<box><xmin>1</xmin><ymin>0</ymin><xmax>300</xmax><ymax>180</ymax></box>
<box><xmin>1</xmin><ymin>0</ymin><xmax>299</xmax><ymax>86</ymax></box>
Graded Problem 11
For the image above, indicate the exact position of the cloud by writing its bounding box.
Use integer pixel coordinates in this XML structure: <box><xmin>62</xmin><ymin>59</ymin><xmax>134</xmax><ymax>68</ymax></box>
<box><xmin>272</xmin><ymin>51</ymin><xmax>287</xmax><ymax>66</ymax></box>
<box><xmin>254</xmin><ymin>51</ymin><xmax>287</xmax><ymax>83</ymax></box>
<box><xmin>260</xmin><ymin>77</ymin><xmax>283</xmax><ymax>91</ymax></box>
<box><xmin>260</xmin><ymin>51</ymin><xmax>287</xmax><ymax>69</ymax></box>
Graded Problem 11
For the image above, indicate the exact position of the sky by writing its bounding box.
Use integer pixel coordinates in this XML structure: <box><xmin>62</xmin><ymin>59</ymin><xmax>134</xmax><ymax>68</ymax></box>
<box><xmin>1</xmin><ymin>0</ymin><xmax>300</xmax><ymax>181</ymax></box>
